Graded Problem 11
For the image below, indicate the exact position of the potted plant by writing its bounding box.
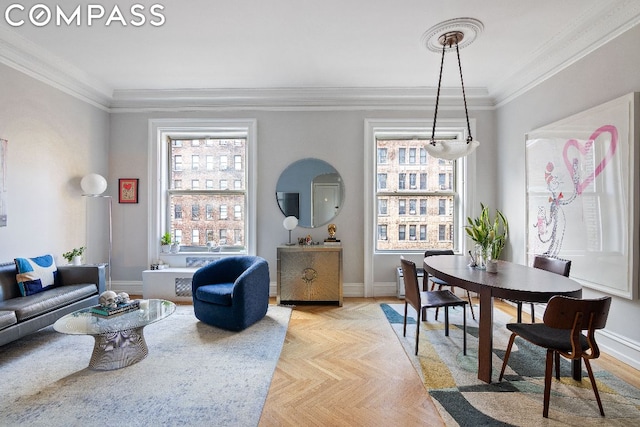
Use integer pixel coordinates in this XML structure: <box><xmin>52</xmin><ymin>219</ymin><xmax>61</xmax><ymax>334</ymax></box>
<box><xmin>160</xmin><ymin>232</ymin><xmax>172</xmax><ymax>253</ymax></box>
<box><xmin>62</xmin><ymin>247</ymin><xmax>86</xmax><ymax>265</ymax></box>
<box><xmin>464</xmin><ymin>204</ymin><xmax>509</xmax><ymax>270</ymax></box>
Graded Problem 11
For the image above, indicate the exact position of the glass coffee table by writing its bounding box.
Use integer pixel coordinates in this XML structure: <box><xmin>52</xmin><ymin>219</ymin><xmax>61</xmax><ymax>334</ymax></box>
<box><xmin>54</xmin><ymin>299</ymin><xmax>176</xmax><ymax>370</ymax></box>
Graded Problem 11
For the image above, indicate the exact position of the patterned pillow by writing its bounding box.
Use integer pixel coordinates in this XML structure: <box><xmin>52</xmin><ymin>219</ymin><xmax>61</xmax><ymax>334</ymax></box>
<box><xmin>14</xmin><ymin>254</ymin><xmax>58</xmax><ymax>296</ymax></box>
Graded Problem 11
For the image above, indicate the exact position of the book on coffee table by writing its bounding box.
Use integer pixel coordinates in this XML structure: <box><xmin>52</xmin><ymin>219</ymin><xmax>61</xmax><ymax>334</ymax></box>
<box><xmin>90</xmin><ymin>300</ymin><xmax>140</xmax><ymax>318</ymax></box>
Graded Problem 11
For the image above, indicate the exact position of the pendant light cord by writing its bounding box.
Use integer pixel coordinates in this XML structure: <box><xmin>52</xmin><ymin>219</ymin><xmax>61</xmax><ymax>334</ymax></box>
<box><xmin>430</xmin><ymin>37</ymin><xmax>473</xmax><ymax>145</ymax></box>
<box><xmin>455</xmin><ymin>42</ymin><xmax>473</xmax><ymax>143</ymax></box>
<box><xmin>430</xmin><ymin>42</ymin><xmax>446</xmax><ymax>145</ymax></box>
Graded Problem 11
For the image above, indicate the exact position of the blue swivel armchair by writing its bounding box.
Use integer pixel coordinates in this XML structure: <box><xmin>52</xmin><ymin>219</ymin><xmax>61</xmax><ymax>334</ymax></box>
<box><xmin>192</xmin><ymin>256</ymin><xmax>270</xmax><ymax>331</ymax></box>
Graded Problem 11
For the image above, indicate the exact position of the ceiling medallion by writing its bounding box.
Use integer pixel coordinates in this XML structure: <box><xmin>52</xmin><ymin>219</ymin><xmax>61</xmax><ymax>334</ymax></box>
<box><xmin>422</xmin><ymin>17</ymin><xmax>484</xmax><ymax>53</ymax></box>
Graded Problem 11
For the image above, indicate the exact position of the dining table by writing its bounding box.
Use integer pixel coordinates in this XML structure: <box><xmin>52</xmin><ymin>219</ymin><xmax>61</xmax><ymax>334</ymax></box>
<box><xmin>423</xmin><ymin>254</ymin><xmax>583</xmax><ymax>383</ymax></box>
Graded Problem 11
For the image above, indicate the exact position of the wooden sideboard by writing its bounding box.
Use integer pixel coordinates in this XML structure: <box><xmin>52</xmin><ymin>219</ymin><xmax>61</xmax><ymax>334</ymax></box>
<box><xmin>277</xmin><ymin>245</ymin><xmax>343</xmax><ymax>306</ymax></box>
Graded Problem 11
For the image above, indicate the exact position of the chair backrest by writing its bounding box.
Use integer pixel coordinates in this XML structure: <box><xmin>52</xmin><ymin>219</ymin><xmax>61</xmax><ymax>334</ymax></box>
<box><xmin>400</xmin><ymin>257</ymin><xmax>421</xmax><ymax>312</ymax></box>
<box><xmin>533</xmin><ymin>255</ymin><xmax>571</xmax><ymax>277</ymax></box>
<box><xmin>543</xmin><ymin>295</ymin><xmax>612</xmax><ymax>359</ymax></box>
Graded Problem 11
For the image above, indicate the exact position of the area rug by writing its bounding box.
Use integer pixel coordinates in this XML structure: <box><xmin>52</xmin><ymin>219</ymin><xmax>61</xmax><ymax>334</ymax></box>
<box><xmin>0</xmin><ymin>305</ymin><xmax>291</xmax><ymax>427</ymax></box>
<box><xmin>381</xmin><ymin>303</ymin><xmax>640</xmax><ymax>426</ymax></box>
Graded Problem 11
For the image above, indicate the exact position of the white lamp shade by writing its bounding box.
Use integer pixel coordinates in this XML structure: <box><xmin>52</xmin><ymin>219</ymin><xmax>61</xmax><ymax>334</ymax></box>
<box><xmin>283</xmin><ymin>216</ymin><xmax>298</xmax><ymax>231</ymax></box>
<box><xmin>424</xmin><ymin>139</ymin><xmax>479</xmax><ymax>161</ymax></box>
<box><xmin>81</xmin><ymin>173</ymin><xmax>108</xmax><ymax>195</ymax></box>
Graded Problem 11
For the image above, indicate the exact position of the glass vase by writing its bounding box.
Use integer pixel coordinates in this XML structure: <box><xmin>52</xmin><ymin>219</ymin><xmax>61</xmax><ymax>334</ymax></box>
<box><xmin>475</xmin><ymin>244</ymin><xmax>488</xmax><ymax>270</ymax></box>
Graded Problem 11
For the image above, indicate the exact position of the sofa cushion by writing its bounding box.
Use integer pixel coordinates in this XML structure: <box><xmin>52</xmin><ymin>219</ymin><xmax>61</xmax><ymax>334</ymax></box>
<box><xmin>14</xmin><ymin>254</ymin><xmax>58</xmax><ymax>296</ymax></box>
<box><xmin>0</xmin><ymin>310</ymin><xmax>17</xmax><ymax>331</ymax></box>
<box><xmin>195</xmin><ymin>283</ymin><xmax>234</xmax><ymax>306</ymax></box>
<box><xmin>0</xmin><ymin>284</ymin><xmax>97</xmax><ymax>322</ymax></box>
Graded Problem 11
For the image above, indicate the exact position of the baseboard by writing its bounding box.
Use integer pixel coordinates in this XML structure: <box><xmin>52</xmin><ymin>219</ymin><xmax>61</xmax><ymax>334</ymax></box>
<box><xmin>269</xmin><ymin>282</ymin><xmax>365</xmax><ymax>298</ymax></box>
<box><xmin>597</xmin><ymin>329</ymin><xmax>640</xmax><ymax>370</ymax></box>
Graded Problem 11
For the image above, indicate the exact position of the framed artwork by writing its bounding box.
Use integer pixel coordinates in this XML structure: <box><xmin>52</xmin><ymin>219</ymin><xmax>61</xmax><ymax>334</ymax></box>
<box><xmin>118</xmin><ymin>178</ymin><xmax>139</xmax><ymax>204</ymax></box>
<box><xmin>0</xmin><ymin>138</ymin><xmax>7</xmax><ymax>227</ymax></box>
<box><xmin>525</xmin><ymin>93</ymin><xmax>639</xmax><ymax>299</ymax></box>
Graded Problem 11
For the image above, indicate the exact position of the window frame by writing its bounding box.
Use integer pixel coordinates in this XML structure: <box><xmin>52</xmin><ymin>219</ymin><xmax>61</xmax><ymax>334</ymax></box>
<box><xmin>149</xmin><ymin>119</ymin><xmax>257</xmax><ymax>262</ymax></box>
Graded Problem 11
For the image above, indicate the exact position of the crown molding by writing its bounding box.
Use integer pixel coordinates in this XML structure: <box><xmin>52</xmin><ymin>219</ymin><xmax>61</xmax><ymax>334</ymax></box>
<box><xmin>492</xmin><ymin>0</ymin><xmax>640</xmax><ymax>107</ymax></box>
<box><xmin>0</xmin><ymin>26</ymin><xmax>112</xmax><ymax>110</ymax></box>
<box><xmin>109</xmin><ymin>86</ymin><xmax>493</xmax><ymax>112</ymax></box>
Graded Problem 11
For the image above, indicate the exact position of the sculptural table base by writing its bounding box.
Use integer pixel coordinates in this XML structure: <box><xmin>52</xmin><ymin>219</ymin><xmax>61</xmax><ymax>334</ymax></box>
<box><xmin>89</xmin><ymin>327</ymin><xmax>149</xmax><ymax>371</ymax></box>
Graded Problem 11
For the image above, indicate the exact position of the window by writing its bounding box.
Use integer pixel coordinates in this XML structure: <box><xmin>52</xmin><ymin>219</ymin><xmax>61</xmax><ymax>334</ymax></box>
<box><xmin>378</xmin><ymin>225</ymin><xmax>387</xmax><ymax>240</ymax></box>
<box><xmin>439</xmin><ymin>199</ymin><xmax>446</xmax><ymax>215</ymax></box>
<box><xmin>377</xmin><ymin>173</ymin><xmax>387</xmax><ymax>189</ymax></box>
<box><xmin>378</xmin><ymin>198</ymin><xmax>387</xmax><ymax>215</ymax></box>
<box><xmin>153</xmin><ymin>119</ymin><xmax>255</xmax><ymax>253</ymax></box>
<box><xmin>220</xmin><ymin>179</ymin><xmax>228</xmax><ymax>190</ymax></box>
<box><xmin>439</xmin><ymin>224</ymin><xmax>446</xmax><ymax>241</ymax></box>
<box><xmin>398</xmin><ymin>173</ymin><xmax>406</xmax><ymax>190</ymax></box>
<box><xmin>377</xmin><ymin>148</ymin><xmax>387</xmax><ymax>164</ymax></box>
<box><xmin>371</xmin><ymin>122</ymin><xmax>468</xmax><ymax>252</ymax></box>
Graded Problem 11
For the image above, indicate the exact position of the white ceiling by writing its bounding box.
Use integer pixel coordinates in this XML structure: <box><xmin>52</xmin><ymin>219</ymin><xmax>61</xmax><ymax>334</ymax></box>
<box><xmin>1</xmin><ymin>0</ymin><xmax>639</xmax><ymax>109</ymax></box>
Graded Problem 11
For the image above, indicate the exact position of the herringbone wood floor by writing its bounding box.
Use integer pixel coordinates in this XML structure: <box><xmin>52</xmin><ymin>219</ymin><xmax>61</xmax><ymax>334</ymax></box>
<box><xmin>259</xmin><ymin>297</ymin><xmax>640</xmax><ymax>426</ymax></box>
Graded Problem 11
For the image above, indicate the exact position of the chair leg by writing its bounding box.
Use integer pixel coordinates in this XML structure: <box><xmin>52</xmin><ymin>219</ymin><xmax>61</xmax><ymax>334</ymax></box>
<box><xmin>555</xmin><ymin>352</ymin><xmax>560</xmax><ymax>379</ymax></box>
<box><xmin>516</xmin><ymin>302</ymin><xmax>523</xmax><ymax>323</ymax></box>
<box><xmin>414</xmin><ymin>304</ymin><xmax>421</xmax><ymax>355</ymax></box>
<box><xmin>434</xmin><ymin>284</ymin><xmax>443</xmax><ymax>320</ymax></box>
<box><xmin>403</xmin><ymin>302</ymin><xmax>408</xmax><ymax>337</ymax></box>
<box><xmin>444</xmin><ymin>306</ymin><xmax>450</xmax><ymax>336</ymax></box>
<box><xmin>584</xmin><ymin>358</ymin><xmax>605</xmax><ymax>416</ymax></box>
<box><xmin>465</xmin><ymin>291</ymin><xmax>476</xmax><ymax>320</ymax></box>
<box><xmin>499</xmin><ymin>333</ymin><xmax>517</xmax><ymax>381</ymax></box>
<box><xmin>530</xmin><ymin>304</ymin><xmax>536</xmax><ymax>323</ymax></box>
<box><xmin>543</xmin><ymin>349</ymin><xmax>554</xmax><ymax>418</ymax></box>
<box><xmin>462</xmin><ymin>304</ymin><xmax>467</xmax><ymax>356</ymax></box>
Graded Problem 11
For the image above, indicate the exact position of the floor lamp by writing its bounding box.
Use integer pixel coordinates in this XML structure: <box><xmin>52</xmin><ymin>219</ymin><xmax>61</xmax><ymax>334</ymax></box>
<box><xmin>81</xmin><ymin>173</ymin><xmax>112</xmax><ymax>290</ymax></box>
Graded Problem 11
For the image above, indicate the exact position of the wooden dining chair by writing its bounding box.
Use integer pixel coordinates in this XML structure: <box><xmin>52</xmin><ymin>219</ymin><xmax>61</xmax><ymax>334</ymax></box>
<box><xmin>514</xmin><ymin>256</ymin><xmax>571</xmax><ymax>323</ymax></box>
<box><xmin>400</xmin><ymin>257</ymin><xmax>467</xmax><ymax>356</ymax></box>
<box><xmin>499</xmin><ymin>295</ymin><xmax>612</xmax><ymax>418</ymax></box>
<box><xmin>424</xmin><ymin>250</ymin><xmax>476</xmax><ymax>320</ymax></box>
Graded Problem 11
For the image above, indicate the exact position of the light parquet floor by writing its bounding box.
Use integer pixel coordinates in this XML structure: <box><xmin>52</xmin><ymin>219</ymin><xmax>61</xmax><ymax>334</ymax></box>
<box><xmin>258</xmin><ymin>298</ymin><xmax>445</xmax><ymax>427</ymax></box>
<box><xmin>259</xmin><ymin>297</ymin><xmax>640</xmax><ymax>426</ymax></box>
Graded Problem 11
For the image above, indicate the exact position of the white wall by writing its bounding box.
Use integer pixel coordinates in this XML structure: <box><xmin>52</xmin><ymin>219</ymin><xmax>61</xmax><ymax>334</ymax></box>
<box><xmin>109</xmin><ymin>108</ymin><xmax>495</xmax><ymax>294</ymax></box>
<box><xmin>0</xmin><ymin>63</ymin><xmax>109</xmax><ymax>265</ymax></box>
<box><xmin>496</xmin><ymin>25</ymin><xmax>640</xmax><ymax>368</ymax></box>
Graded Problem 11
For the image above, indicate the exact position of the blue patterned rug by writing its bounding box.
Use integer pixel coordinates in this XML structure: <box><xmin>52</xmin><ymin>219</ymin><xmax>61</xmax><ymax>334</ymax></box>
<box><xmin>0</xmin><ymin>305</ymin><xmax>291</xmax><ymax>426</ymax></box>
<box><xmin>381</xmin><ymin>303</ymin><xmax>640</xmax><ymax>426</ymax></box>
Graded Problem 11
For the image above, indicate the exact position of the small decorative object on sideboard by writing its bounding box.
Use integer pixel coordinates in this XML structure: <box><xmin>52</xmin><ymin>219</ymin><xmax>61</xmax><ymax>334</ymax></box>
<box><xmin>62</xmin><ymin>246</ymin><xmax>86</xmax><ymax>265</ymax></box>
<box><xmin>324</xmin><ymin>223</ymin><xmax>341</xmax><ymax>246</ymax></box>
<box><xmin>160</xmin><ymin>232</ymin><xmax>172</xmax><ymax>253</ymax></box>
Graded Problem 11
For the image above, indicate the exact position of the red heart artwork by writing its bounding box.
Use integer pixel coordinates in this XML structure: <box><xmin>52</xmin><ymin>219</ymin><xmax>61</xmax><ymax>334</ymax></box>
<box><xmin>124</xmin><ymin>183</ymin><xmax>132</xmax><ymax>190</ymax></box>
<box><xmin>562</xmin><ymin>124</ymin><xmax>618</xmax><ymax>195</ymax></box>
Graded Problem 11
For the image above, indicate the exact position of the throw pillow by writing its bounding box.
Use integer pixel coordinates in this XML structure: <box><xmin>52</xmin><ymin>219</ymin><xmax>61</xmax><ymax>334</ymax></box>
<box><xmin>14</xmin><ymin>254</ymin><xmax>58</xmax><ymax>296</ymax></box>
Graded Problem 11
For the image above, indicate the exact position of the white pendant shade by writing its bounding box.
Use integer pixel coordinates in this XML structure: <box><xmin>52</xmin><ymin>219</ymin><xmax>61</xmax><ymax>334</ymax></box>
<box><xmin>424</xmin><ymin>139</ymin><xmax>479</xmax><ymax>161</ymax></box>
<box><xmin>81</xmin><ymin>173</ymin><xmax>107</xmax><ymax>195</ymax></box>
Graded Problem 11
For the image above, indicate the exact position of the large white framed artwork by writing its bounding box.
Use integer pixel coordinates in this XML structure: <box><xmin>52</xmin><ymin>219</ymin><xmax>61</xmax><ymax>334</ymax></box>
<box><xmin>525</xmin><ymin>93</ymin><xmax>639</xmax><ymax>300</ymax></box>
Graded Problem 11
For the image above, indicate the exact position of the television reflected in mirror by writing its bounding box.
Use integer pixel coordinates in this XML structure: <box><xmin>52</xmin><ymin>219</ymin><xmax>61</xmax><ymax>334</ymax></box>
<box><xmin>275</xmin><ymin>158</ymin><xmax>343</xmax><ymax>228</ymax></box>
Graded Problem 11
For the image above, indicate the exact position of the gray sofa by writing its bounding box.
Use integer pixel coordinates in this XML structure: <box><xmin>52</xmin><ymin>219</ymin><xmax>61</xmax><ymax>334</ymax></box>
<box><xmin>0</xmin><ymin>261</ymin><xmax>106</xmax><ymax>346</ymax></box>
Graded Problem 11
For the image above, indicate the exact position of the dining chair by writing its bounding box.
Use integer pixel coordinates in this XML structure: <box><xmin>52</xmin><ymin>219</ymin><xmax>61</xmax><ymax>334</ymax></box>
<box><xmin>424</xmin><ymin>250</ymin><xmax>476</xmax><ymax>320</ymax></box>
<box><xmin>499</xmin><ymin>295</ymin><xmax>612</xmax><ymax>418</ymax></box>
<box><xmin>400</xmin><ymin>257</ymin><xmax>467</xmax><ymax>356</ymax></box>
<box><xmin>514</xmin><ymin>255</ymin><xmax>572</xmax><ymax>323</ymax></box>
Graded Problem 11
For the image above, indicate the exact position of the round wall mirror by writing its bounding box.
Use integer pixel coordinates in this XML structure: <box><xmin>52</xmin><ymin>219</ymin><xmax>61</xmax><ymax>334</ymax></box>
<box><xmin>276</xmin><ymin>158</ymin><xmax>344</xmax><ymax>228</ymax></box>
